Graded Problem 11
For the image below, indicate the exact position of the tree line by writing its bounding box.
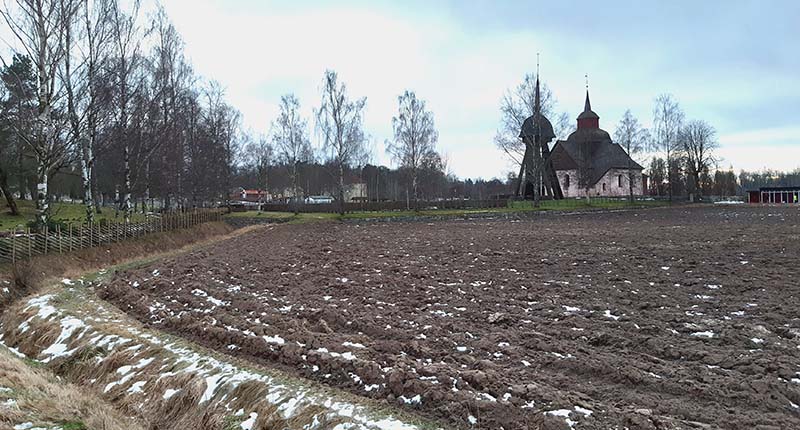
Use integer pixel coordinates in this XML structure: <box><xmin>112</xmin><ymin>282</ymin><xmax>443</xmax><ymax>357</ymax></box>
<box><xmin>1</xmin><ymin>1</ymin><xmax>792</xmax><ymax>230</ymax></box>
<box><xmin>0</xmin><ymin>0</ymin><xmax>240</xmax><ymax>227</ymax></box>
<box><xmin>0</xmin><ymin>0</ymin><xmax>455</xmax><ymax>223</ymax></box>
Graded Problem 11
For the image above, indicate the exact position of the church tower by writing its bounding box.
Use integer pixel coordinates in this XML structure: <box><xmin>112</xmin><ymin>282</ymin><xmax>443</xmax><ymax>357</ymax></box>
<box><xmin>577</xmin><ymin>90</ymin><xmax>599</xmax><ymax>129</ymax></box>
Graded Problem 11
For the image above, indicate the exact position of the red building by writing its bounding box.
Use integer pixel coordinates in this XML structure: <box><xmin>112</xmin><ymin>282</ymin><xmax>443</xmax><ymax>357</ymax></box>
<box><xmin>747</xmin><ymin>186</ymin><xmax>800</xmax><ymax>204</ymax></box>
<box><xmin>230</xmin><ymin>188</ymin><xmax>269</xmax><ymax>203</ymax></box>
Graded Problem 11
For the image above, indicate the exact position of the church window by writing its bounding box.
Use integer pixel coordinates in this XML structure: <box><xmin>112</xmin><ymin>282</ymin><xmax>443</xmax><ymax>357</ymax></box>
<box><xmin>602</xmin><ymin>183</ymin><xmax>606</xmax><ymax>192</ymax></box>
<box><xmin>564</xmin><ymin>174</ymin><xmax>570</xmax><ymax>189</ymax></box>
<box><xmin>618</xmin><ymin>175</ymin><xmax>623</xmax><ymax>187</ymax></box>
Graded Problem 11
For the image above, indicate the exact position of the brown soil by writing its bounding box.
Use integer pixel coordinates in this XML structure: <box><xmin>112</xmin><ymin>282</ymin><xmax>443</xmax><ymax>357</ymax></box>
<box><xmin>100</xmin><ymin>206</ymin><xmax>800</xmax><ymax>429</ymax></box>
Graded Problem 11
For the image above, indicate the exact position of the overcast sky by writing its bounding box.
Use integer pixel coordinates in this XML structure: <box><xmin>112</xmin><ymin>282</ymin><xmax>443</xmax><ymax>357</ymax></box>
<box><xmin>5</xmin><ymin>0</ymin><xmax>799</xmax><ymax>179</ymax></box>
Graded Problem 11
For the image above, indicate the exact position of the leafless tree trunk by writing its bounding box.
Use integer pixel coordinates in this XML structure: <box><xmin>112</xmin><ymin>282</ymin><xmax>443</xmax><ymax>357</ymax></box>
<box><xmin>109</xmin><ymin>0</ymin><xmax>143</xmax><ymax>222</ymax></box>
<box><xmin>273</xmin><ymin>93</ymin><xmax>311</xmax><ymax>214</ymax></box>
<box><xmin>652</xmin><ymin>94</ymin><xmax>684</xmax><ymax>202</ymax></box>
<box><xmin>387</xmin><ymin>90</ymin><xmax>439</xmax><ymax>209</ymax></box>
<box><xmin>614</xmin><ymin>109</ymin><xmax>649</xmax><ymax>203</ymax></box>
<box><xmin>495</xmin><ymin>73</ymin><xmax>572</xmax><ymax>168</ymax></box>
<box><xmin>1</xmin><ymin>0</ymin><xmax>73</xmax><ymax>228</ymax></box>
<box><xmin>62</xmin><ymin>0</ymin><xmax>109</xmax><ymax>222</ymax></box>
<box><xmin>680</xmin><ymin>119</ymin><xmax>718</xmax><ymax>202</ymax></box>
<box><xmin>0</xmin><ymin>168</ymin><xmax>19</xmax><ymax>214</ymax></box>
<box><xmin>315</xmin><ymin>70</ymin><xmax>367</xmax><ymax>215</ymax></box>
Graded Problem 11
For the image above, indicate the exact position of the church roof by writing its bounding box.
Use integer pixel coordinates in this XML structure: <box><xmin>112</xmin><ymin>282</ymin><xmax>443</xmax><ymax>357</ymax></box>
<box><xmin>519</xmin><ymin>77</ymin><xmax>556</xmax><ymax>143</ymax></box>
<box><xmin>519</xmin><ymin>113</ymin><xmax>556</xmax><ymax>143</ymax></box>
<box><xmin>549</xmin><ymin>129</ymin><xmax>643</xmax><ymax>186</ymax></box>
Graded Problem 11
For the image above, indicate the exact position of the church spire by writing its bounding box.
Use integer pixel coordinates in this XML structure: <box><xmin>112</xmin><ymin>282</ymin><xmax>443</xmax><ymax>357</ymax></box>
<box><xmin>534</xmin><ymin>54</ymin><xmax>541</xmax><ymax>117</ymax></box>
<box><xmin>577</xmin><ymin>74</ymin><xmax>599</xmax><ymax>129</ymax></box>
<box><xmin>584</xmin><ymin>90</ymin><xmax>592</xmax><ymax>113</ymax></box>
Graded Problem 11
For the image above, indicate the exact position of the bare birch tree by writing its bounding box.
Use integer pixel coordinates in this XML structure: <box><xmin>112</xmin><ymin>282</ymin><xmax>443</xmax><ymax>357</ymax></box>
<box><xmin>248</xmin><ymin>133</ymin><xmax>272</xmax><ymax>205</ymax></box>
<box><xmin>315</xmin><ymin>70</ymin><xmax>367</xmax><ymax>215</ymax></box>
<box><xmin>61</xmin><ymin>0</ymin><xmax>112</xmax><ymax>222</ymax></box>
<box><xmin>203</xmin><ymin>81</ymin><xmax>240</xmax><ymax>206</ymax></box>
<box><xmin>272</xmin><ymin>93</ymin><xmax>311</xmax><ymax>212</ymax></box>
<box><xmin>387</xmin><ymin>90</ymin><xmax>438</xmax><ymax>205</ymax></box>
<box><xmin>613</xmin><ymin>109</ymin><xmax>649</xmax><ymax>202</ymax></box>
<box><xmin>149</xmin><ymin>5</ymin><xmax>192</xmax><ymax>210</ymax></box>
<box><xmin>652</xmin><ymin>94</ymin><xmax>684</xmax><ymax>201</ymax></box>
<box><xmin>680</xmin><ymin>119</ymin><xmax>718</xmax><ymax>201</ymax></box>
<box><xmin>108</xmin><ymin>0</ymin><xmax>143</xmax><ymax>221</ymax></box>
<box><xmin>495</xmin><ymin>73</ymin><xmax>572</xmax><ymax>166</ymax></box>
<box><xmin>1</xmin><ymin>0</ymin><xmax>74</xmax><ymax>227</ymax></box>
<box><xmin>83</xmin><ymin>0</ymin><xmax>113</xmax><ymax>215</ymax></box>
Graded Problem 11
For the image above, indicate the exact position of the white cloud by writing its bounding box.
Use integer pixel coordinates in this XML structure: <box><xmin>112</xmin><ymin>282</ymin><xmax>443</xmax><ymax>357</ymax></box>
<box><xmin>717</xmin><ymin>126</ymin><xmax>800</xmax><ymax>171</ymax></box>
<box><xmin>4</xmin><ymin>0</ymin><xmax>797</xmax><ymax>179</ymax></box>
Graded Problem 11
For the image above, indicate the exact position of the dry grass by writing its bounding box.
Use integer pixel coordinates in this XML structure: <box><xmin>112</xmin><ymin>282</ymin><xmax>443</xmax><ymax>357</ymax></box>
<box><xmin>0</xmin><ymin>222</ymin><xmax>245</xmax><ymax>430</ymax></box>
<box><xmin>0</xmin><ymin>222</ymin><xmax>444</xmax><ymax>430</ymax></box>
<box><xmin>1</xmin><ymin>222</ymin><xmax>235</xmax><ymax>311</ymax></box>
<box><xmin>0</xmin><ymin>347</ymin><xmax>146</xmax><ymax>430</ymax></box>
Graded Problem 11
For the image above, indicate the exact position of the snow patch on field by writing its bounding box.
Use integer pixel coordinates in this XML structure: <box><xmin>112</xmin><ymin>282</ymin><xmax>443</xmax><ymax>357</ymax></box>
<box><xmin>263</xmin><ymin>335</ymin><xmax>285</xmax><ymax>345</ymax></box>
<box><xmin>545</xmin><ymin>406</ymin><xmax>593</xmax><ymax>428</ymax></box>
<box><xmin>3</xmin><ymin>291</ymin><xmax>422</xmax><ymax>430</ymax></box>
<box><xmin>691</xmin><ymin>331</ymin><xmax>715</xmax><ymax>338</ymax></box>
<box><xmin>191</xmin><ymin>289</ymin><xmax>226</xmax><ymax>307</ymax></box>
<box><xmin>343</xmin><ymin>341</ymin><xmax>366</xmax><ymax>349</ymax></box>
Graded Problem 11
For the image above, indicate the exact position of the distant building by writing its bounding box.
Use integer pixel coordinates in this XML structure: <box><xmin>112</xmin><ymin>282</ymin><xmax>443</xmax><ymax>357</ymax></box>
<box><xmin>549</xmin><ymin>91</ymin><xmax>644</xmax><ymax>197</ymax></box>
<box><xmin>747</xmin><ymin>186</ymin><xmax>800</xmax><ymax>204</ymax></box>
<box><xmin>344</xmin><ymin>182</ymin><xmax>367</xmax><ymax>202</ymax></box>
<box><xmin>305</xmin><ymin>195</ymin><xmax>334</xmax><ymax>204</ymax></box>
<box><xmin>230</xmin><ymin>188</ymin><xmax>269</xmax><ymax>204</ymax></box>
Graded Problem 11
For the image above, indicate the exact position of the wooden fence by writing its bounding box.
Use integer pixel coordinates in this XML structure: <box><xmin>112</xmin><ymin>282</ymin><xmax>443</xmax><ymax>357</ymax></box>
<box><xmin>256</xmin><ymin>199</ymin><xmax>509</xmax><ymax>213</ymax></box>
<box><xmin>0</xmin><ymin>209</ymin><xmax>224</xmax><ymax>264</ymax></box>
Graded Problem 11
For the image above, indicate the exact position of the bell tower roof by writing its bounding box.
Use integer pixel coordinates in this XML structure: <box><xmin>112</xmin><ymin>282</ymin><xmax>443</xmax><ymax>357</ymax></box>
<box><xmin>577</xmin><ymin>89</ymin><xmax>599</xmax><ymax>128</ymax></box>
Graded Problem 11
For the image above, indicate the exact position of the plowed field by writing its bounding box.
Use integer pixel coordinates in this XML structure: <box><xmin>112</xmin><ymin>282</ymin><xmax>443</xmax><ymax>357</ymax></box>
<box><xmin>101</xmin><ymin>206</ymin><xmax>800</xmax><ymax>429</ymax></box>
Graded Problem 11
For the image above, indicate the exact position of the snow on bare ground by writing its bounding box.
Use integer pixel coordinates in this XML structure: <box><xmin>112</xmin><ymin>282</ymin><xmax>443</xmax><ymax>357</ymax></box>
<box><xmin>0</xmin><ymin>344</ymin><xmax>142</xmax><ymax>430</ymax></box>
<box><xmin>0</xmin><ymin>282</ymin><xmax>435</xmax><ymax>430</ymax></box>
<box><xmin>99</xmin><ymin>205</ymin><xmax>800</xmax><ymax>430</ymax></box>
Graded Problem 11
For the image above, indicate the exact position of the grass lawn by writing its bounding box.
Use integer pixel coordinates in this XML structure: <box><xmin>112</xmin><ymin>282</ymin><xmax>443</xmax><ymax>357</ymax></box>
<box><xmin>227</xmin><ymin>198</ymin><xmax>668</xmax><ymax>224</ymax></box>
<box><xmin>0</xmin><ymin>199</ymin><xmax>145</xmax><ymax>231</ymax></box>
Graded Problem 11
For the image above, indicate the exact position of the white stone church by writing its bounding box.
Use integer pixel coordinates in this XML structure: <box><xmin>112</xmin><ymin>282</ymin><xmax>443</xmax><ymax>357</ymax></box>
<box><xmin>548</xmin><ymin>92</ymin><xmax>644</xmax><ymax>197</ymax></box>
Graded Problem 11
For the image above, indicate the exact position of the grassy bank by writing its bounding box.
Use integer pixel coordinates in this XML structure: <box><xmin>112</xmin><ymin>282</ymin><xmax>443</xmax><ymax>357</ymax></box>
<box><xmin>0</xmin><ymin>200</ymin><xmax>145</xmax><ymax>231</ymax></box>
<box><xmin>227</xmin><ymin>198</ymin><xmax>669</xmax><ymax>224</ymax></box>
<box><xmin>0</xmin><ymin>346</ymin><xmax>142</xmax><ymax>430</ymax></box>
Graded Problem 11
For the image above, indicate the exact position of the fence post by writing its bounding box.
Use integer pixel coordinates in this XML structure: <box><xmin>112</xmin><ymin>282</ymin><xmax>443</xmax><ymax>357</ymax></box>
<box><xmin>11</xmin><ymin>228</ymin><xmax>16</xmax><ymax>263</ymax></box>
<box><xmin>44</xmin><ymin>225</ymin><xmax>48</xmax><ymax>255</ymax></box>
<box><xmin>57</xmin><ymin>224</ymin><xmax>62</xmax><ymax>254</ymax></box>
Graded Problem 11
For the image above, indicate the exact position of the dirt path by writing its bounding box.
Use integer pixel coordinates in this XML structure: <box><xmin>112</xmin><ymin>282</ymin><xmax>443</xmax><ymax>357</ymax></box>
<box><xmin>101</xmin><ymin>205</ymin><xmax>800</xmax><ymax>429</ymax></box>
